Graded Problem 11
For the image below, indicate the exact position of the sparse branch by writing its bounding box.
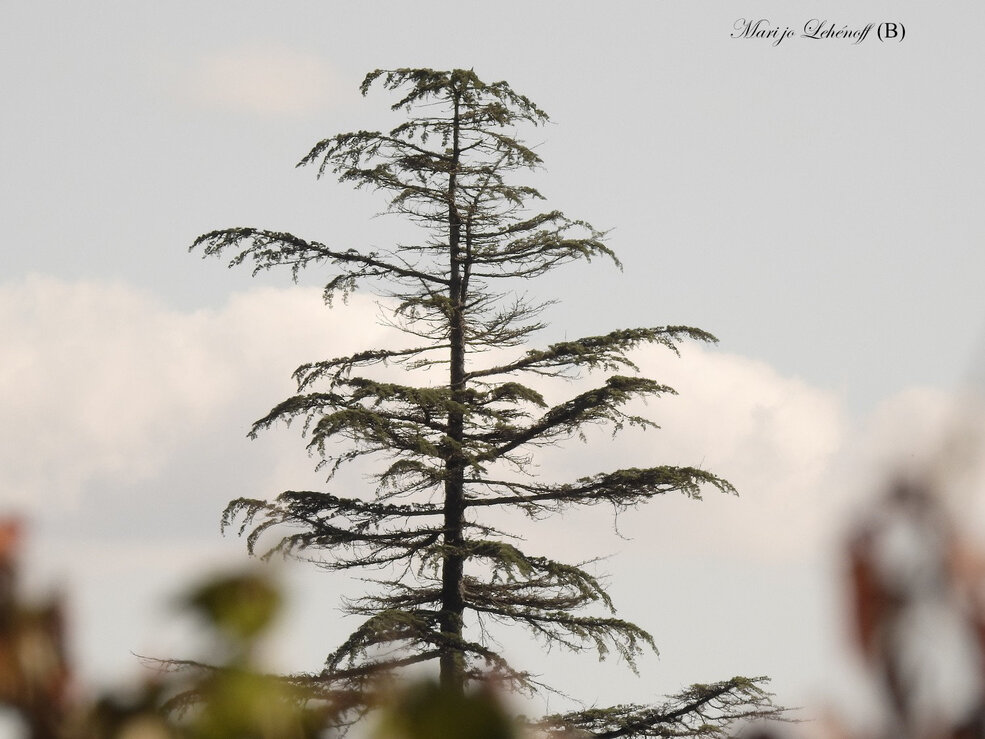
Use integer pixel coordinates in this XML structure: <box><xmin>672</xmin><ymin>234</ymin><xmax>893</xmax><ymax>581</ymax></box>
<box><xmin>191</xmin><ymin>227</ymin><xmax>449</xmax><ymax>294</ymax></box>
<box><xmin>538</xmin><ymin>677</ymin><xmax>784</xmax><ymax>738</ymax></box>
<box><xmin>293</xmin><ymin>344</ymin><xmax>448</xmax><ymax>391</ymax></box>
<box><xmin>221</xmin><ymin>495</ymin><xmax>444</xmax><ymax>569</ymax></box>
<box><xmin>469</xmin><ymin>603</ymin><xmax>655</xmax><ymax>669</ymax></box>
<box><xmin>460</xmin><ymin>539</ymin><xmax>615</xmax><ymax>610</ymax></box>
<box><xmin>481</xmin><ymin>376</ymin><xmax>674</xmax><ymax>460</ymax></box>
<box><xmin>463</xmin><ymin>467</ymin><xmax>736</xmax><ymax>513</ymax></box>
<box><xmin>323</xmin><ymin>607</ymin><xmax>536</xmax><ymax>692</ymax></box>
<box><xmin>468</xmin><ymin>327</ymin><xmax>718</xmax><ymax>380</ymax></box>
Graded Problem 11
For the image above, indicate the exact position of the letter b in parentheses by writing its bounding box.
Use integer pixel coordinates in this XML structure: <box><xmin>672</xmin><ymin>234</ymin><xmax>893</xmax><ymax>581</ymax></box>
<box><xmin>878</xmin><ymin>22</ymin><xmax>905</xmax><ymax>42</ymax></box>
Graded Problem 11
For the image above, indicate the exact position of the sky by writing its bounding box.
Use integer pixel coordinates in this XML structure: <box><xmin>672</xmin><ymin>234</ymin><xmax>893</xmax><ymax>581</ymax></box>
<box><xmin>3</xmin><ymin>1</ymin><xmax>985</xmax><ymax>734</ymax></box>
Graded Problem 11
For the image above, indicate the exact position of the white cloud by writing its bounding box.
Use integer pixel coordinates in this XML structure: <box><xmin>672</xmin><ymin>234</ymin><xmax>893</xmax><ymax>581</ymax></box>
<box><xmin>180</xmin><ymin>46</ymin><xmax>351</xmax><ymax>116</ymax></box>
<box><xmin>6</xmin><ymin>275</ymin><xmax>984</xmax><ymax>705</ymax></box>
<box><xmin>506</xmin><ymin>342</ymin><xmax>985</xmax><ymax>568</ymax></box>
<box><xmin>0</xmin><ymin>276</ymin><xmax>388</xmax><ymax>511</ymax></box>
<box><xmin>514</xmin><ymin>344</ymin><xmax>848</xmax><ymax>563</ymax></box>
<box><xmin>632</xmin><ymin>344</ymin><xmax>850</xmax><ymax>558</ymax></box>
<box><xmin>7</xmin><ymin>275</ymin><xmax>976</xmax><ymax>563</ymax></box>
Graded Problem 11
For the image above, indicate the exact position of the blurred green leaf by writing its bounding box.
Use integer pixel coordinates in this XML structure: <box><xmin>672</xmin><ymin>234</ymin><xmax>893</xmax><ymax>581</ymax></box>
<box><xmin>373</xmin><ymin>680</ymin><xmax>517</xmax><ymax>739</ymax></box>
<box><xmin>182</xmin><ymin>572</ymin><xmax>281</xmax><ymax>645</ymax></box>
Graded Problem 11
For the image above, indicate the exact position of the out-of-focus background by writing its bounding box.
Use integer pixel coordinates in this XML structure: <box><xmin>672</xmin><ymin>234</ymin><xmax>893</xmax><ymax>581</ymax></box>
<box><xmin>2</xmin><ymin>2</ymin><xmax>985</xmax><ymax>733</ymax></box>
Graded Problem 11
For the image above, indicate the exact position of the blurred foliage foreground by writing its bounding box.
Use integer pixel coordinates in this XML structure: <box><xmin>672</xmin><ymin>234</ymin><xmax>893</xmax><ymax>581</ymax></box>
<box><xmin>11</xmin><ymin>478</ymin><xmax>985</xmax><ymax>739</ymax></box>
<box><xmin>0</xmin><ymin>520</ymin><xmax>524</xmax><ymax>739</ymax></box>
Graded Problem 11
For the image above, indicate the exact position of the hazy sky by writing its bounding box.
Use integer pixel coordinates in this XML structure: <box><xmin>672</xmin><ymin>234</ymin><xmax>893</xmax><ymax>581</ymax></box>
<box><xmin>3</xmin><ymin>1</ymin><xmax>985</xmax><ymax>732</ymax></box>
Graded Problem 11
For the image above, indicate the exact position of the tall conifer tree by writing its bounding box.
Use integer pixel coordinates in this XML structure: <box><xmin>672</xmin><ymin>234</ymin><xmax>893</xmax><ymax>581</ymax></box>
<box><xmin>195</xmin><ymin>68</ymin><xmax>781</xmax><ymax>736</ymax></box>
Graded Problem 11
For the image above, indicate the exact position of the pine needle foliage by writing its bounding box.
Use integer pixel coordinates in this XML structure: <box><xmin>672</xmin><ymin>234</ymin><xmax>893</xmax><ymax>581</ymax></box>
<box><xmin>195</xmin><ymin>68</ymin><xmax>781</xmax><ymax>736</ymax></box>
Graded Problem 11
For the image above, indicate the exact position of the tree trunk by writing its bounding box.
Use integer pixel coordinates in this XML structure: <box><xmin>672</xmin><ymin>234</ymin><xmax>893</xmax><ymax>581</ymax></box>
<box><xmin>440</xmin><ymin>91</ymin><xmax>466</xmax><ymax>693</ymax></box>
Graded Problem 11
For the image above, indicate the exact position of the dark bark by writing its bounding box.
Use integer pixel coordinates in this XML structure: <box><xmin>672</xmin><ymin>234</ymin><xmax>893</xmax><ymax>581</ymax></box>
<box><xmin>440</xmin><ymin>88</ymin><xmax>467</xmax><ymax>692</ymax></box>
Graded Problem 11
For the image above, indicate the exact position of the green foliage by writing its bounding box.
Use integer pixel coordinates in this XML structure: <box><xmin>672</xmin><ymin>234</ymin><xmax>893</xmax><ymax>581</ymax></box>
<box><xmin>372</xmin><ymin>679</ymin><xmax>518</xmax><ymax>739</ymax></box>
<box><xmin>162</xmin><ymin>571</ymin><xmax>332</xmax><ymax>739</ymax></box>
<box><xmin>183</xmin><ymin>572</ymin><xmax>281</xmax><ymax>646</ymax></box>
<box><xmin>195</xmin><ymin>67</ymin><xmax>782</xmax><ymax>736</ymax></box>
<box><xmin>536</xmin><ymin>677</ymin><xmax>782</xmax><ymax>738</ymax></box>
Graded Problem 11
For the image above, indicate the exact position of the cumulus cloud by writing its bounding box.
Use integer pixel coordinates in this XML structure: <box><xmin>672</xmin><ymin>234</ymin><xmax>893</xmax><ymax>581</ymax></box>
<box><xmin>624</xmin><ymin>344</ymin><xmax>850</xmax><ymax>558</ymax></box>
<box><xmin>0</xmin><ymin>276</ymin><xmax>400</xmax><ymax>682</ymax></box>
<box><xmin>7</xmin><ymin>275</ymin><xmax>983</xmax><ymax>697</ymax></box>
<box><xmin>504</xmin><ymin>344</ymin><xmax>847</xmax><ymax>563</ymax></box>
<box><xmin>501</xmin><ymin>342</ymin><xmax>985</xmax><ymax>567</ymax></box>
<box><xmin>6</xmin><ymin>275</ymin><xmax>977</xmax><ymax>561</ymax></box>
<box><xmin>0</xmin><ymin>276</ymin><xmax>389</xmax><ymax>511</ymax></box>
